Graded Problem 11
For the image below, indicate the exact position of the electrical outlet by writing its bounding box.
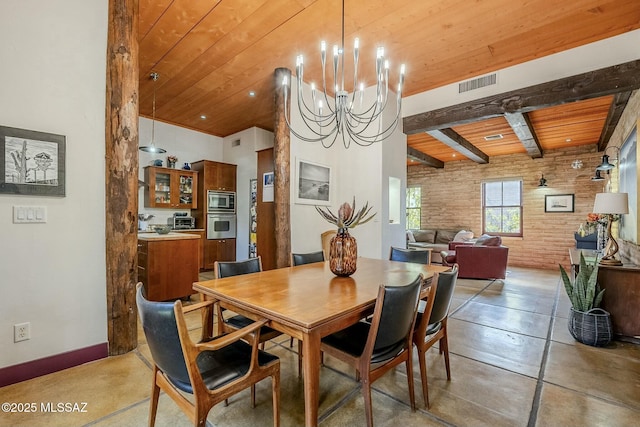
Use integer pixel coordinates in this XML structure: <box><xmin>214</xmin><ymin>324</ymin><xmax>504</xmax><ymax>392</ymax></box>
<box><xmin>14</xmin><ymin>322</ymin><xmax>30</xmax><ymax>342</ymax></box>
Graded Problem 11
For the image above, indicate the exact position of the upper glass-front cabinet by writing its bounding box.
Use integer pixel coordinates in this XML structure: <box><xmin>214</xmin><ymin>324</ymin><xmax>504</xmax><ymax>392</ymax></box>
<box><xmin>144</xmin><ymin>166</ymin><xmax>198</xmax><ymax>209</ymax></box>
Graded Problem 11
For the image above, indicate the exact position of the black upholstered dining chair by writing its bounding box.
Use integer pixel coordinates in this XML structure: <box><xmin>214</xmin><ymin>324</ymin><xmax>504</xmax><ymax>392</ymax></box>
<box><xmin>413</xmin><ymin>263</ymin><xmax>459</xmax><ymax>408</ymax></box>
<box><xmin>320</xmin><ymin>274</ymin><xmax>423</xmax><ymax>427</ymax></box>
<box><xmin>289</xmin><ymin>250</ymin><xmax>326</xmax><ymax>371</ymax></box>
<box><xmin>214</xmin><ymin>256</ymin><xmax>283</xmax><ymax>347</ymax></box>
<box><xmin>290</xmin><ymin>250</ymin><xmax>325</xmax><ymax>266</ymax></box>
<box><xmin>136</xmin><ymin>283</ymin><xmax>281</xmax><ymax>427</ymax></box>
<box><xmin>389</xmin><ymin>246</ymin><xmax>430</xmax><ymax>264</ymax></box>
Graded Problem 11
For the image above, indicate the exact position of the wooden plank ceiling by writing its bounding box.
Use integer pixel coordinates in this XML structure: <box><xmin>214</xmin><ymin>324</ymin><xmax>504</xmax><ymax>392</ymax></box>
<box><xmin>138</xmin><ymin>0</ymin><xmax>640</xmax><ymax>164</ymax></box>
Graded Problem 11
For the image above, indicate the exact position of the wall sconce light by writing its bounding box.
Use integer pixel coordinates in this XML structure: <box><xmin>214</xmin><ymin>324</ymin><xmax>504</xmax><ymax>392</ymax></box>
<box><xmin>595</xmin><ymin>146</ymin><xmax>620</xmax><ymax>171</ymax></box>
<box><xmin>571</xmin><ymin>159</ymin><xmax>583</xmax><ymax>169</ymax></box>
<box><xmin>590</xmin><ymin>170</ymin><xmax>606</xmax><ymax>181</ymax></box>
<box><xmin>538</xmin><ymin>174</ymin><xmax>547</xmax><ymax>187</ymax></box>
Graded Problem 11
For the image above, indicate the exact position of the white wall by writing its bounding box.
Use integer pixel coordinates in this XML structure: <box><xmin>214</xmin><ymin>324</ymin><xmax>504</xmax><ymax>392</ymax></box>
<box><xmin>0</xmin><ymin>0</ymin><xmax>108</xmax><ymax>367</ymax></box>
<box><xmin>289</xmin><ymin>79</ymin><xmax>406</xmax><ymax>258</ymax></box>
<box><xmin>138</xmin><ymin>117</ymin><xmax>222</xmax><ymax>227</ymax></box>
<box><xmin>223</xmin><ymin>127</ymin><xmax>274</xmax><ymax>260</ymax></box>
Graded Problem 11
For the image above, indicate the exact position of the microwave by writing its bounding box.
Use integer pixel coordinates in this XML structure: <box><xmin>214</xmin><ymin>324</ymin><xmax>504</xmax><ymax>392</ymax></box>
<box><xmin>207</xmin><ymin>190</ymin><xmax>236</xmax><ymax>213</ymax></box>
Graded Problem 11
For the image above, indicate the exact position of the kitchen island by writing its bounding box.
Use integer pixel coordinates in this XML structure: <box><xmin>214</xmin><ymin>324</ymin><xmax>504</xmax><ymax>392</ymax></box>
<box><xmin>137</xmin><ymin>232</ymin><xmax>200</xmax><ymax>301</ymax></box>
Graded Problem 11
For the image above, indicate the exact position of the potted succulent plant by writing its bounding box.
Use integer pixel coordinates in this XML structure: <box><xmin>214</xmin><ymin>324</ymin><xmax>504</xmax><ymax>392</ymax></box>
<box><xmin>316</xmin><ymin>198</ymin><xmax>376</xmax><ymax>277</ymax></box>
<box><xmin>559</xmin><ymin>253</ymin><xmax>612</xmax><ymax>346</ymax></box>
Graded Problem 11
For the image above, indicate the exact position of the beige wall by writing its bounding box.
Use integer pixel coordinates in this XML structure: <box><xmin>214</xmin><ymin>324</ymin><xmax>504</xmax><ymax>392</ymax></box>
<box><xmin>408</xmin><ymin>145</ymin><xmax>606</xmax><ymax>270</ymax></box>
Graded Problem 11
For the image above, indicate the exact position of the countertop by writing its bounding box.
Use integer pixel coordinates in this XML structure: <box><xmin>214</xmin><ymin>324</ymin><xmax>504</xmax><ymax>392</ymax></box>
<box><xmin>138</xmin><ymin>228</ymin><xmax>205</xmax><ymax>234</ymax></box>
<box><xmin>138</xmin><ymin>232</ymin><xmax>201</xmax><ymax>241</ymax></box>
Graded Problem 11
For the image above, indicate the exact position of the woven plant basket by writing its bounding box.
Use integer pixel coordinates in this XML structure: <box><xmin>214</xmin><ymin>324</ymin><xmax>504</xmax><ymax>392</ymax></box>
<box><xmin>568</xmin><ymin>307</ymin><xmax>612</xmax><ymax>347</ymax></box>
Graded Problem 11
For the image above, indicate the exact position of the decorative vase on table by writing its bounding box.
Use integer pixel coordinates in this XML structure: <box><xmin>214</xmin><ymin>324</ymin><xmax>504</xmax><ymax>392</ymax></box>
<box><xmin>329</xmin><ymin>228</ymin><xmax>358</xmax><ymax>277</ymax></box>
<box><xmin>315</xmin><ymin>197</ymin><xmax>376</xmax><ymax>278</ymax></box>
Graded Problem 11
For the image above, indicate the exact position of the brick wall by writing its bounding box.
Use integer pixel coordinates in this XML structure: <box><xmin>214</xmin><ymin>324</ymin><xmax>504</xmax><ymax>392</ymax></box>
<box><xmin>408</xmin><ymin>145</ymin><xmax>604</xmax><ymax>270</ymax></box>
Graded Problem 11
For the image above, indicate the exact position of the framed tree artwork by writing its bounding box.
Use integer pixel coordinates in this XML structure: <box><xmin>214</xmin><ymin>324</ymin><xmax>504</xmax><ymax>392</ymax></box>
<box><xmin>0</xmin><ymin>125</ymin><xmax>66</xmax><ymax>197</ymax></box>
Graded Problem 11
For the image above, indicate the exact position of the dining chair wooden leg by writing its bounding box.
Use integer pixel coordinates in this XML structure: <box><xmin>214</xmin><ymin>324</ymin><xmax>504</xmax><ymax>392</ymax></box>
<box><xmin>272</xmin><ymin>372</ymin><xmax>280</xmax><ymax>427</ymax></box>
<box><xmin>361</xmin><ymin>375</ymin><xmax>374</xmax><ymax>427</ymax></box>
<box><xmin>417</xmin><ymin>348</ymin><xmax>430</xmax><ymax>408</ymax></box>
<box><xmin>251</xmin><ymin>384</ymin><xmax>256</xmax><ymax>408</ymax></box>
<box><xmin>149</xmin><ymin>367</ymin><xmax>161</xmax><ymax>427</ymax></box>
<box><xmin>406</xmin><ymin>357</ymin><xmax>416</xmax><ymax>411</ymax></box>
<box><xmin>442</xmin><ymin>335</ymin><xmax>451</xmax><ymax>380</ymax></box>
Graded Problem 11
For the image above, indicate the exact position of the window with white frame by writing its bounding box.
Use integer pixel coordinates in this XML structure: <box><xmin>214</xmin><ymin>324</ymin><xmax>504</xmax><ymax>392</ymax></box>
<box><xmin>482</xmin><ymin>179</ymin><xmax>522</xmax><ymax>236</ymax></box>
<box><xmin>406</xmin><ymin>187</ymin><xmax>421</xmax><ymax>230</ymax></box>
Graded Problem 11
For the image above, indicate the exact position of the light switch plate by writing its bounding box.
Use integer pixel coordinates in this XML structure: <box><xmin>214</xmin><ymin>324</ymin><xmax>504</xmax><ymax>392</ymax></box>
<box><xmin>13</xmin><ymin>206</ymin><xmax>47</xmax><ymax>223</ymax></box>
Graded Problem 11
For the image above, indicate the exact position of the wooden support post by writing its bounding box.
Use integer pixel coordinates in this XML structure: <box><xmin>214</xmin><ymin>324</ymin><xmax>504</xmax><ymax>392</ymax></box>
<box><xmin>273</xmin><ymin>68</ymin><xmax>292</xmax><ymax>268</ymax></box>
<box><xmin>105</xmin><ymin>0</ymin><xmax>139</xmax><ymax>355</ymax></box>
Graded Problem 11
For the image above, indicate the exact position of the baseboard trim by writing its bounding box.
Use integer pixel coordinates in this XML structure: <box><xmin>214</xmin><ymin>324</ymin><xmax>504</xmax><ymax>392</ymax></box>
<box><xmin>0</xmin><ymin>342</ymin><xmax>108</xmax><ymax>387</ymax></box>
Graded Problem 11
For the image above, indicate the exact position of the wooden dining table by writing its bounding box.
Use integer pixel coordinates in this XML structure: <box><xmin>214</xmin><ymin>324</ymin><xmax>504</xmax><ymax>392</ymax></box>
<box><xmin>193</xmin><ymin>257</ymin><xmax>449</xmax><ymax>427</ymax></box>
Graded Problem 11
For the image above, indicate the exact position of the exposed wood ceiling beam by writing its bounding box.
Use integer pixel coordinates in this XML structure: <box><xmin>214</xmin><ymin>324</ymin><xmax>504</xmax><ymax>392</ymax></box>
<box><xmin>407</xmin><ymin>146</ymin><xmax>444</xmax><ymax>168</ymax></box>
<box><xmin>504</xmin><ymin>112</ymin><xmax>543</xmax><ymax>158</ymax></box>
<box><xmin>404</xmin><ymin>59</ymin><xmax>640</xmax><ymax>135</ymax></box>
<box><xmin>426</xmin><ymin>129</ymin><xmax>489</xmax><ymax>164</ymax></box>
<box><xmin>597</xmin><ymin>91</ymin><xmax>632</xmax><ymax>151</ymax></box>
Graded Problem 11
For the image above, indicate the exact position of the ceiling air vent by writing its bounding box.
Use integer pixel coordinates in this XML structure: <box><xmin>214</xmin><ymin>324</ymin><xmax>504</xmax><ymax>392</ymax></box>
<box><xmin>232</xmin><ymin>139</ymin><xmax>241</xmax><ymax>147</ymax></box>
<box><xmin>458</xmin><ymin>73</ymin><xmax>497</xmax><ymax>94</ymax></box>
<box><xmin>484</xmin><ymin>134</ymin><xmax>503</xmax><ymax>141</ymax></box>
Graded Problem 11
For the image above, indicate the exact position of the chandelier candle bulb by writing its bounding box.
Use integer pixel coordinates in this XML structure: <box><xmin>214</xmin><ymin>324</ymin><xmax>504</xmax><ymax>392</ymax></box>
<box><xmin>283</xmin><ymin>0</ymin><xmax>405</xmax><ymax>148</ymax></box>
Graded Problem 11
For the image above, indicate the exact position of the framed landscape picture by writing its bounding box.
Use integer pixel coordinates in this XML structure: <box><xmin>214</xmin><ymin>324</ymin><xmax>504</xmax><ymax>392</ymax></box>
<box><xmin>545</xmin><ymin>194</ymin><xmax>574</xmax><ymax>213</ymax></box>
<box><xmin>295</xmin><ymin>158</ymin><xmax>331</xmax><ymax>205</ymax></box>
<box><xmin>0</xmin><ymin>125</ymin><xmax>66</xmax><ymax>197</ymax></box>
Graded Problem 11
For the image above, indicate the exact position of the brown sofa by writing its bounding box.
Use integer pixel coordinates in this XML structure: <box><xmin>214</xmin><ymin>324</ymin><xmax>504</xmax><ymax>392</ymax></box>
<box><xmin>406</xmin><ymin>228</ymin><xmax>472</xmax><ymax>264</ymax></box>
<box><xmin>440</xmin><ymin>235</ymin><xmax>509</xmax><ymax>279</ymax></box>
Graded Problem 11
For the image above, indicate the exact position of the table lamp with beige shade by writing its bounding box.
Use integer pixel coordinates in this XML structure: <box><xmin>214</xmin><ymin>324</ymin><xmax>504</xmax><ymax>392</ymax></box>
<box><xmin>592</xmin><ymin>192</ymin><xmax>629</xmax><ymax>266</ymax></box>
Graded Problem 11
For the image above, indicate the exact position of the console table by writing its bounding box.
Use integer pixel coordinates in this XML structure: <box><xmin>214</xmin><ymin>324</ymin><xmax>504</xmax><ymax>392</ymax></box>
<box><xmin>569</xmin><ymin>248</ymin><xmax>640</xmax><ymax>341</ymax></box>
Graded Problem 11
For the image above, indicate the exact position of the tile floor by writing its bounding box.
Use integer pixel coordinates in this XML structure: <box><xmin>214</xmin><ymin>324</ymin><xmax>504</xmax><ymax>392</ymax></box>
<box><xmin>1</xmin><ymin>266</ymin><xmax>639</xmax><ymax>427</ymax></box>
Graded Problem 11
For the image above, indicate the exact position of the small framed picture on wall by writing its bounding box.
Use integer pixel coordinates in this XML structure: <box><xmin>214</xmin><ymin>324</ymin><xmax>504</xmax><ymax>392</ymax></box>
<box><xmin>545</xmin><ymin>194</ymin><xmax>574</xmax><ymax>213</ymax></box>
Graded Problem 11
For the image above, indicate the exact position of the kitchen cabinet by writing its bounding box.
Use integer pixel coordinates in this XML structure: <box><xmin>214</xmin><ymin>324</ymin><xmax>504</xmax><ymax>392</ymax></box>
<box><xmin>191</xmin><ymin>160</ymin><xmax>237</xmax><ymax>267</ymax></box>
<box><xmin>191</xmin><ymin>160</ymin><xmax>236</xmax><ymax>195</ymax></box>
<box><xmin>174</xmin><ymin>229</ymin><xmax>206</xmax><ymax>270</ymax></box>
<box><xmin>143</xmin><ymin>166</ymin><xmax>198</xmax><ymax>209</ymax></box>
<box><xmin>137</xmin><ymin>233</ymin><xmax>199</xmax><ymax>301</ymax></box>
<box><xmin>203</xmin><ymin>238</ymin><xmax>236</xmax><ymax>270</ymax></box>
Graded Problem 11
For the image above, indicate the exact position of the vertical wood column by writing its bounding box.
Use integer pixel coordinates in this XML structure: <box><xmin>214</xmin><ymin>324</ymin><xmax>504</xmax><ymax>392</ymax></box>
<box><xmin>105</xmin><ymin>0</ymin><xmax>139</xmax><ymax>355</ymax></box>
<box><xmin>273</xmin><ymin>68</ymin><xmax>292</xmax><ymax>268</ymax></box>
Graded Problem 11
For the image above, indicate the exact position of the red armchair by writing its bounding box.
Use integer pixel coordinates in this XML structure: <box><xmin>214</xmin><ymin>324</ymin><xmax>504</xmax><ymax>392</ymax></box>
<box><xmin>440</xmin><ymin>239</ymin><xmax>508</xmax><ymax>279</ymax></box>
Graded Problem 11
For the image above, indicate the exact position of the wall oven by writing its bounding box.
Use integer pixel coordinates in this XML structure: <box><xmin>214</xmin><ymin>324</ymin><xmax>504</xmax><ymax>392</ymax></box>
<box><xmin>207</xmin><ymin>214</ymin><xmax>236</xmax><ymax>240</ymax></box>
<box><xmin>207</xmin><ymin>190</ymin><xmax>236</xmax><ymax>213</ymax></box>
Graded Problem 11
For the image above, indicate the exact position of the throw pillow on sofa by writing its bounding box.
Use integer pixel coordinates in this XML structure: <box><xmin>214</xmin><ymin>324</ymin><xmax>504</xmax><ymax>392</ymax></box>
<box><xmin>406</xmin><ymin>230</ymin><xmax>416</xmax><ymax>243</ymax></box>
<box><xmin>435</xmin><ymin>229</ymin><xmax>458</xmax><ymax>244</ymax></box>
<box><xmin>453</xmin><ymin>230</ymin><xmax>474</xmax><ymax>242</ymax></box>
<box><xmin>474</xmin><ymin>234</ymin><xmax>502</xmax><ymax>246</ymax></box>
<box><xmin>412</xmin><ymin>229</ymin><xmax>436</xmax><ymax>244</ymax></box>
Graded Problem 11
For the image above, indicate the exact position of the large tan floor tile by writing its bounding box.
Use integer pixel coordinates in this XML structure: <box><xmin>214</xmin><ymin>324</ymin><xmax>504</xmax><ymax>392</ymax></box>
<box><xmin>452</xmin><ymin>301</ymin><xmax>551</xmax><ymax>338</ymax></box>
<box><xmin>536</xmin><ymin>382</ymin><xmax>640</xmax><ymax>427</ymax></box>
<box><xmin>320</xmin><ymin>386</ymin><xmax>446</xmax><ymax>427</ymax></box>
<box><xmin>487</xmin><ymin>272</ymin><xmax>558</xmax><ymax>299</ymax></box>
<box><xmin>473</xmin><ymin>288</ymin><xmax>556</xmax><ymax>316</ymax></box>
<box><xmin>447</xmin><ymin>318</ymin><xmax>546</xmax><ymax>377</ymax></box>
<box><xmin>0</xmin><ymin>352</ymin><xmax>151</xmax><ymax>427</ymax></box>
<box><xmin>544</xmin><ymin>341</ymin><xmax>640</xmax><ymax>409</ymax></box>
<box><xmin>454</xmin><ymin>285</ymin><xmax>484</xmax><ymax>300</ymax></box>
<box><xmin>373</xmin><ymin>351</ymin><xmax>536</xmax><ymax>426</ymax></box>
